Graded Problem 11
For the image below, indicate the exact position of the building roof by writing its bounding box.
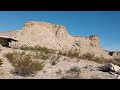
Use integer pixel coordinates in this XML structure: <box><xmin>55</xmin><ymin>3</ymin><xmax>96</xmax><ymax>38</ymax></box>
<box><xmin>0</xmin><ymin>36</ymin><xmax>10</xmax><ymax>39</ymax></box>
<box><xmin>0</xmin><ymin>35</ymin><xmax>18</xmax><ymax>42</ymax></box>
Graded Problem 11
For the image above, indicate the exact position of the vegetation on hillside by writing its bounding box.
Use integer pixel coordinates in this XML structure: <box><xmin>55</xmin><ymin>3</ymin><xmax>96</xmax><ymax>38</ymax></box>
<box><xmin>57</xmin><ymin>50</ymin><xmax>120</xmax><ymax>66</ymax></box>
<box><xmin>20</xmin><ymin>45</ymin><xmax>56</xmax><ymax>54</ymax></box>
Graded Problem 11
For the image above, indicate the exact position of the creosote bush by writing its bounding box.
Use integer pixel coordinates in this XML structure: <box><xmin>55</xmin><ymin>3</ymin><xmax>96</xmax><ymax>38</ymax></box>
<box><xmin>33</xmin><ymin>52</ymin><xmax>49</xmax><ymax>60</ymax></box>
<box><xmin>66</xmin><ymin>66</ymin><xmax>81</xmax><ymax>73</ymax></box>
<box><xmin>20</xmin><ymin>45</ymin><xmax>56</xmax><ymax>54</ymax></box>
<box><xmin>58</xmin><ymin>50</ymin><xmax>79</xmax><ymax>59</ymax></box>
<box><xmin>4</xmin><ymin>52</ymin><xmax>44</xmax><ymax>76</ymax></box>
<box><xmin>61</xmin><ymin>66</ymin><xmax>81</xmax><ymax>79</ymax></box>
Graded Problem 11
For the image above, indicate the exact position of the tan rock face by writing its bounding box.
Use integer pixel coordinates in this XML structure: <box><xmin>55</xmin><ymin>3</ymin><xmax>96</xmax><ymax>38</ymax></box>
<box><xmin>89</xmin><ymin>35</ymin><xmax>99</xmax><ymax>41</ymax></box>
<box><xmin>23</xmin><ymin>21</ymin><xmax>53</xmax><ymax>29</ymax></box>
<box><xmin>0</xmin><ymin>21</ymin><xmax>112</xmax><ymax>59</ymax></box>
<box><xmin>89</xmin><ymin>35</ymin><xmax>100</xmax><ymax>47</ymax></box>
<box><xmin>22</xmin><ymin>21</ymin><xmax>70</xmax><ymax>40</ymax></box>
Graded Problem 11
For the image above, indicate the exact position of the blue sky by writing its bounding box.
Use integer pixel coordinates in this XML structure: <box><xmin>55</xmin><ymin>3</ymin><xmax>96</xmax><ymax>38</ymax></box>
<box><xmin>0</xmin><ymin>11</ymin><xmax>120</xmax><ymax>51</ymax></box>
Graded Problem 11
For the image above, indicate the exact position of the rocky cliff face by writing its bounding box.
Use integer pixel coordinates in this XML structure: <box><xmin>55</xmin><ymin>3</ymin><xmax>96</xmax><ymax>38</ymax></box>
<box><xmin>0</xmin><ymin>21</ymin><xmax>112</xmax><ymax>59</ymax></box>
<box><xmin>22</xmin><ymin>21</ymin><xmax>71</xmax><ymax>40</ymax></box>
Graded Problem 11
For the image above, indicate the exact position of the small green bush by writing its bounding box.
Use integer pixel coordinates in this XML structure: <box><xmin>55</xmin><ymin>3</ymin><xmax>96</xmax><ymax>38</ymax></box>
<box><xmin>4</xmin><ymin>52</ymin><xmax>44</xmax><ymax>76</ymax></box>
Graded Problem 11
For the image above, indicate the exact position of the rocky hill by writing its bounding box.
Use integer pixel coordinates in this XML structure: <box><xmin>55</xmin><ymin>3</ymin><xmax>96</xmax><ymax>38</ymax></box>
<box><xmin>0</xmin><ymin>21</ymin><xmax>112</xmax><ymax>59</ymax></box>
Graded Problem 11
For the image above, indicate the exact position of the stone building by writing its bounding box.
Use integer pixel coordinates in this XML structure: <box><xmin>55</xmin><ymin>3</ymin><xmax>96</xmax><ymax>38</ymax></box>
<box><xmin>0</xmin><ymin>36</ymin><xmax>18</xmax><ymax>47</ymax></box>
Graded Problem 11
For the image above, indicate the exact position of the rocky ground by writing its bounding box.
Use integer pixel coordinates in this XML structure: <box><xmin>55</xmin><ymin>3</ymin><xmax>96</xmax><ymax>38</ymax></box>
<box><xmin>0</xmin><ymin>46</ymin><xmax>119</xmax><ymax>79</ymax></box>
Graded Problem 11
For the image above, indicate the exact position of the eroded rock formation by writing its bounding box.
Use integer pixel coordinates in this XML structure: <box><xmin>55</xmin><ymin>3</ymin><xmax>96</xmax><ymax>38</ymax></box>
<box><xmin>0</xmin><ymin>21</ymin><xmax>112</xmax><ymax>59</ymax></box>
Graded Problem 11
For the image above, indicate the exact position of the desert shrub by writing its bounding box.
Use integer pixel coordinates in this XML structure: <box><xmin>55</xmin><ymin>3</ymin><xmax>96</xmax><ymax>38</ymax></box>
<box><xmin>106</xmin><ymin>58</ymin><xmax>120</xmax><ymax>67</ymax></box>
<box><xmin>0</xmin><ymin>59</ymin><xmax>3</xmax><ymax>67</ymax></box>
<box><xmin>4</xmin><ymin>52</ymin><xmax>44</xmax><ymax>76</ymax></box>
<box><xmin>79</xmin><ymin>53</ymin><xmax>95</xmax><ymax>60</ymax></box>
<box><xmin>79</xmin><ymin>53</ymin><xmax>120</xmax><ymax>66</ymax></box>
<box><xmin>34</xmin><ymin>46</ymin><xmax>55</xmax><ymax>54</ymax></box>
<box><xmin>57</xmin><ymin>51</ymin><xmax>67</xmax><ymax>56</ymax></box>
<box><xmin>53</xmin><ymin>49</ymin><xmax>120</xmax><ymax>66</ymax></box>
<box><xmin>79</xmin><ymin>53</ymin><xmax>108</xmax><ymax>64</ymax></box>
<box><xmin>34</xmin><ymin>52</ymin><xmax>49</xmax><ymax>60</ymax></box>
<box><xmin>20</xmin><ymin>45</ymin><xmax>56</xmax><ymax>54</ymax></box>
<box><xmin>50</xmin><ymin>55</ymin><xmax>61</xmax><ymax>65</ymax></box>
<box><xmin>67</xmin><ymin>51</ymin><xmax>79</xmax><ymax>59</ymax></box>
<box><xmin>58</xmin><ymin>51</ymin><xmax>107</xmax><ymax>63</ymax></box>
<box><xmin>93</xmin><ymin>56</ymin><xmax>107</xmax><ymax>63</ymax></box>
<box><xmin>20</xmin><ymin>45</ymin><xmax>34</xmax><ymax>51</ymax></box>
<box><xmin>114</xmin><ymin>58</ymin><xmax>120</xmax><ymax>66</ymax></box>
<box><xmin>66</xmin><ymin>66</ymin><xmax>81</xmax><ymax>73</ymax></box>
<box><xmin>93</xmin><ymin>57</ymin><xmax>120</xmax><ymax>67</ymax></box>
<box><xmin>58</xmin><ymin>50</ymin><xmax>79</xmax><ymax>59</ymax></box>
<box><xmin>61</xmin><ymin>66</ymin><xmax>81</xmax><ymax>79</ymax></box>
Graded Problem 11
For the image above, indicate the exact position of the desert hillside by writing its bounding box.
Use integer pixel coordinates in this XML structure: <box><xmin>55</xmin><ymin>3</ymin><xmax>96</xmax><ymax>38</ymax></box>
<box><xmin>0</xmin><ymin>21</ymin><xmax>120</xmax><ymax>79</ymax></box>
<box><xmin>0</xmin><ymin>21</ymin><xmax>112</xmax><ymax>59</ymax></box>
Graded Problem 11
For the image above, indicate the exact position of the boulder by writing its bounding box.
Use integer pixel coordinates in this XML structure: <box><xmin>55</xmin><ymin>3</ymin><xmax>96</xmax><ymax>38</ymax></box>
<box><xmin>108</xmin><ymin>63</ymin><xmax>120</xmax><ymax>74</ymax></box>
<box><xmin>99</xmin><ymin>63</ymin><xmax>120</xmax><ymax>75</ymax></box>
